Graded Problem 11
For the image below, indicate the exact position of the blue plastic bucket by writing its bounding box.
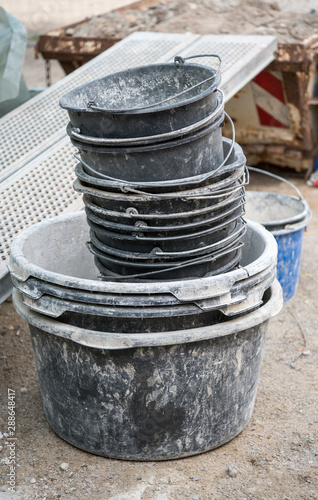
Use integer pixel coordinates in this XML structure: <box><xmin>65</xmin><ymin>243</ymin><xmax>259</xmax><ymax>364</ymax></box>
<box><xmin>245</xmin><ymin>168</ymin><xmax>311</xmax><ymax>302</ymax></box>
<box><xmin>272</xmin><ymin>219</ymin><xmax>310</xmax><ymax>302</ymax></box>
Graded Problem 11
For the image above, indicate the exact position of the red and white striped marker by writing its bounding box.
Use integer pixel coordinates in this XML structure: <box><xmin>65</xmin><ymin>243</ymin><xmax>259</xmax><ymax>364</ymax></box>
<box><xmin>252</xmin><ymin>70</ymin><xmax>290</xmax><ymax>129</ymax></box>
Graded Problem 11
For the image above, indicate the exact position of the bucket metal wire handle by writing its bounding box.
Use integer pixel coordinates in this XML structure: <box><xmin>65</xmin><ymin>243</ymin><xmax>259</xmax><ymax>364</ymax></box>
<box><xmin>129</xmin><ymin>200</ymin><xmax>246</xmax><ymax>232</ymax></box>
<box><xmin>86</xmin><ymin>199</ymin><xmax>245</xmax><ymax>234</ymax></box>
<box><xmin>247</xmin><ymin>166</ymin><xmax>304</xmax><ymax>200</ymax></box>
<box><xmin>95</xmin><ymin>242</ymin><xmax>242</xmax><ymax>282</ymax></box>
<box><xmin>185</xmin><ymin>165</ymin><xmax>249</xmax><ymax>200</ymax></box>
<box><xmin>72</xmin><ymin>89</ymin><xmax>224</xmax><ymax>145</ymax></box>
<box><xmin>152</xmin><ymin>222</ymin><xmax>247</xmax><ymax>257</ymax></box>
<box><xmin>134</xmin><ymin>210</ymin><xmax>244</xmax><ymax>242</ymax></box>
<box><xmin>174</xmin><ymin>54</ymin><xmax>221</xmax><ymax>71</ymax></box>
<box><xmin>86</xmin><ymin>53</ymin><xmax>222</xmax><ymax>114</ymax></box>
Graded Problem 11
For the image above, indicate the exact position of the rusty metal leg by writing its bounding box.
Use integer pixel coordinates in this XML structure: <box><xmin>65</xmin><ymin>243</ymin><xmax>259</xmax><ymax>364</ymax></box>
<box><xmin>45</xmin><ymin>59</ymin><xmax>51</xmax><ymax>87</ymax></box>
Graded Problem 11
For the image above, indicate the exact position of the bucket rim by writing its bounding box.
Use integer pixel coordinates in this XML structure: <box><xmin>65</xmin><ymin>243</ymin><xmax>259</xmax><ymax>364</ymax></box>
<box><xmin>12</xmin><ymin>280</ymin><xmax>283</xmax><ymax>349</ymax></box>
<box><xmin>245</xmin><ymin>190</ymin><xmax>311</xmax><ymax>229</ymax></box>
<box><xmin>73</xmin><ymin>169</ymin><xmax>245</xmax><ymax>202</ymax></box>
<box><xmin>19</xmin><ymin>269</ymin><xmax>274</xmax><ymax>319</ymax></box>
<box><xmin>12</xmin><ymin>260</ymin><xmax>277</xmax><ymax>306</ymax></box>
<box><xmin>82</xmin><ymin>188</ymin><xmax>243</xmax><ymax>221</ymax></box>
<box><xmin>59</xmin><ymin>61</ymin><xmax>221</xmax><ymax>116</ymax></box>
<box><xmin>71</xmin><ymin>110</ymin><xmax>224</xmax><ymax>154</ymax></box>
<box><xmin>270</xmin><ymin>207</ymin><xmax>312</xmax><ymax>235</ymax></box>
<box><xmin>8</xmin><ymin>213</ymin><xmax>277</xmax><ymax>300</ymax></box>
<box><xmin>67</xmin><ymin>90</ymin><xmax>224</xmax><ymax>147</ymax></box>
<box><xmin>74</xmin><ymin>137</ymin><xmax>246</xmax><ymax>192</ymax></box>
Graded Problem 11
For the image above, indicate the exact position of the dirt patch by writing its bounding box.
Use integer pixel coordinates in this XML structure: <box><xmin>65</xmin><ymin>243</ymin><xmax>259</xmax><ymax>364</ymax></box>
<box><xmin>70</xmin><ymin>0</ymin><xmax>318</xmax><ymax>43</ymax></box>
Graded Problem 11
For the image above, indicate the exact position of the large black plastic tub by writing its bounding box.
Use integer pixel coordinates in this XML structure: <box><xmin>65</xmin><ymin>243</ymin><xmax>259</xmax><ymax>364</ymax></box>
<box><xmin>13</xmin><ymin>283</ymin><xmax>282</xmax><ymax>461</ymax></box>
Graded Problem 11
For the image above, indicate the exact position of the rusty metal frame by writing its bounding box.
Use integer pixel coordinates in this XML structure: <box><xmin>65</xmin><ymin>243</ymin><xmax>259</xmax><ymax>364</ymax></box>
<box><xmin>35</xmin><ymin>0</ymin><xmax>159</xmax><ymax>72</ymax></box>
<box><xmin>225</xmin><ymin>34</ymin><xmax>318</xmax><ymax>173</ymax></box>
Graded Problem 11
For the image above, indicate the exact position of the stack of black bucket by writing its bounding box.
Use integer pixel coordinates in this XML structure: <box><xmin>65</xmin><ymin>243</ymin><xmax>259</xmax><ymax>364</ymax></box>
<box><xmin>9</xmin><ymin>54</ymin><xmax>282</xmax><ymax>461</ymax></box>
<box><xmin>60</xmin><ymin>55</ymin><xmax>248</xmax><ymax>281</ymax></box>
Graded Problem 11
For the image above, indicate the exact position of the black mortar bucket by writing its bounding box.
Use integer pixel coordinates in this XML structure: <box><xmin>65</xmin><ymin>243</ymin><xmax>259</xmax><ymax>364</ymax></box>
<box><xmin>87</xmin><ymin>215</ymin><xmax>246</xmax><ymax>255</ymax></box>
<box><xmin>84</xmin><ymin>199</ymin><xmax>244</xmax><ymax>237</ymax></box>
<box><xmin>59</xmin><ymin>55</ymin><xmax>222</xmax><ymax>139</ymax></box>
<box><xmin>71</xmin><ymin>114</ymin><xmax>224</xmax><ymax>183</ymax></box>
<box><xmin>93</xmin><ymin>247</ymin><xmax>242</xmax><ymax>282</ymax></box>
<box><xmin>12</xmin><ymin>283</ymin><xmax>282</xmax><ymax>461</ymax></box>
<box><xmin>83</xmin><ymin>189</ymin><xmax>244</xmax><ymax>228</ymax></box>
<box><xmin>73</xmin><ymin>168</ymin><xmax>246</xmax><ymax>215</ymax></box>
<box><xmin>74</xmin><ymin>135</ymin><xmax>244</xmax><ymax>194</ymax></box>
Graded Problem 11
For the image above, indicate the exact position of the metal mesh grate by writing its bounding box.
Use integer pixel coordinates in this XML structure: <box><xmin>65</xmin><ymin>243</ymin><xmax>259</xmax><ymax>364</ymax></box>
<box><xmin>0</xmin><ymin>137</ymin><xmax>80</xmax><ymax>284</ymax></box>
<box><xmin>0</xmin><ymin>32</ymin><xmax>196</xmax><ymax>182</ymax></box>
<box><xmin>176</xmin><ymin>35</ymin><xmax>277</xmax><ymax>101</ymax></box>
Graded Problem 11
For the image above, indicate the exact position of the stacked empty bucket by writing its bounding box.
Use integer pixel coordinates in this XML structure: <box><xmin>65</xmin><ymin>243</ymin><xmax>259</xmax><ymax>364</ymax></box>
<box><xmin>9</xmin><ymin>55</ymin><xmax>283</xmax><ymax>460</ymax></box>
<box><xmin>62</xmin><ymin>54</ymin><xmax>247</xmax><ymax>281</ymax></box>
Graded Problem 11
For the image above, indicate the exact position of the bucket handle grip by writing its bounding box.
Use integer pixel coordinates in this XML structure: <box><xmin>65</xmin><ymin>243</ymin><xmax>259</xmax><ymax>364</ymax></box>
<box><xmin>247</xmin><ymin>166</ymin><xmax>304</xmax><ymax>200</ymax></box>
<box><xmin>72</xmin><ymin>89</ymin><xmax>224</xmax><ymax>145</ymax></box>
<box><xmin>87</xmin><ymin>54</ymin><xmax>222</xmax><ymax>114</ymax></box>
<box><xmin>174</xmin><ymin>54</ymin><xmax>221</xmax><ymax>70</ymax></box>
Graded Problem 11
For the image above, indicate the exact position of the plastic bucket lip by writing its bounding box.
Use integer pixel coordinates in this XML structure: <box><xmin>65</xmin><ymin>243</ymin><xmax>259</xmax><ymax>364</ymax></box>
<box><xmin>270</xmin><ymin>207</ymin><xmax>312</xmax><ymax>235</ymax></box>
<box><xmin>66</xmin><ymin>90</ymin><xmax>224</xmax><ymax>147</ymax></box>
<box><xmin>12</xmin><ymin>280</ymin><xmax>283</xmax><ymax>349</ymax></box>
<box><xmin>59</xmin><ymin>61</ymin><xmax>221</xmax><ymax>115</ymax></box>
<box><xmin>88</xmin><ymin>235</ymin><xmax>242</xmax><ymax>268</ymax></box>
<box><xmin>72</xmin><ymin>115</ymin><xmax>225</xmax><ymax>184</ymax></box>
<box><xmin>75</xmin><ymin>138</ymin><xmax>246</xmax><ymax>193</ymax></box>
<box><xmin>71</xmin><ymin>110</ymin><xmax>224</xmax><ymax>155</ymax></box>
<box><xmin>85</xmin><ymin>200</ymin><xmax>244</xmax><ymax>235</ymax></box>
<box><xmin>245</xmin><ymin>191</ymin><xmax>312</xmax><ymax>229</ymax></box>
<box><xmin>87</xmin><ymin>216</ymin><xmax>244</xmax><ymax>256</ymax></box>
<box><xmin>12</xmin><ymin>260</ymin><xmax>277</xmax><ymax>308</ymax></box>
<box><xmin>20</xmin><ymin>266</ymin><xmax>273</xmax><ymax>319</ymax></box>
<box><xmin>87</xmin><ymin>213</ymin><xmax>243</xmax><ymax>242</ymax></box>
<box><xmin>74</xmin><ymin>170</ymin><xmax>245</xmax><ymax>203</ymax></box>
<box><xmin>74</xmin><ymin>136</ymin><xmax>246</xmax><ymax>193</ymax></box>
<box><xmin>73</xmin><ymin>168</ymin><xmax>245</xmax><ymax>204</ymax></box>
<box><xmin>89</xmin><ymin>225</ymin><xmax>246</xmax><ymax>261</ymax></box>
<box><xmin>8</xmin><ymin>212</ymin><xmax>277</xmax><ymax>300</ymax></box>
<box><xmin>83</xmin><ymin>188</ymin><xmax>243</xmax><ymax>222</ymax></box>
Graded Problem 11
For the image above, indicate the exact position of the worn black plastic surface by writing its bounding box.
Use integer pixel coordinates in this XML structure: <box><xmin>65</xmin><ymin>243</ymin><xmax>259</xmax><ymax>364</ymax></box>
<box><xmin>29</xmin><ymin>319</ymin><xmax>268</xmax><ymax>460</ymax></box>
<box><xmin>74</xmin><ymin>136</ymin><xmax>245</xmax><ymax>194</ymax></box>
<box><xmin>59</xmin><ymin>61</ymin><xmax>221</xmax><ymax>138</ymax></box>
<box><xmin>83</xmin><ymin>191</ymin><xmax>244</xmax><ymax>228</ymax></box>
<box><xmin>87</xmin><ymin>214</ymin><xmax>245</xmax><ymax>254</ymax></box>
<box><xmin>72</xmin><ymin>116</ymin><xmax>224</xmax><ymax>183</ymax></box>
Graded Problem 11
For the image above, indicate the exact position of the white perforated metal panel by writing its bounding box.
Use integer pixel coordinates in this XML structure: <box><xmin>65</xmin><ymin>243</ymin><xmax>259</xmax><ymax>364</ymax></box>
<box><xmin>0</xmin><ymin>32</ymin><xmax>199</xmax><ymax>183</ymax></box>
<box><xmin>0</xmin><ymin>137</ymin><xmax>79</xmax><ymax>300</ymax></box>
